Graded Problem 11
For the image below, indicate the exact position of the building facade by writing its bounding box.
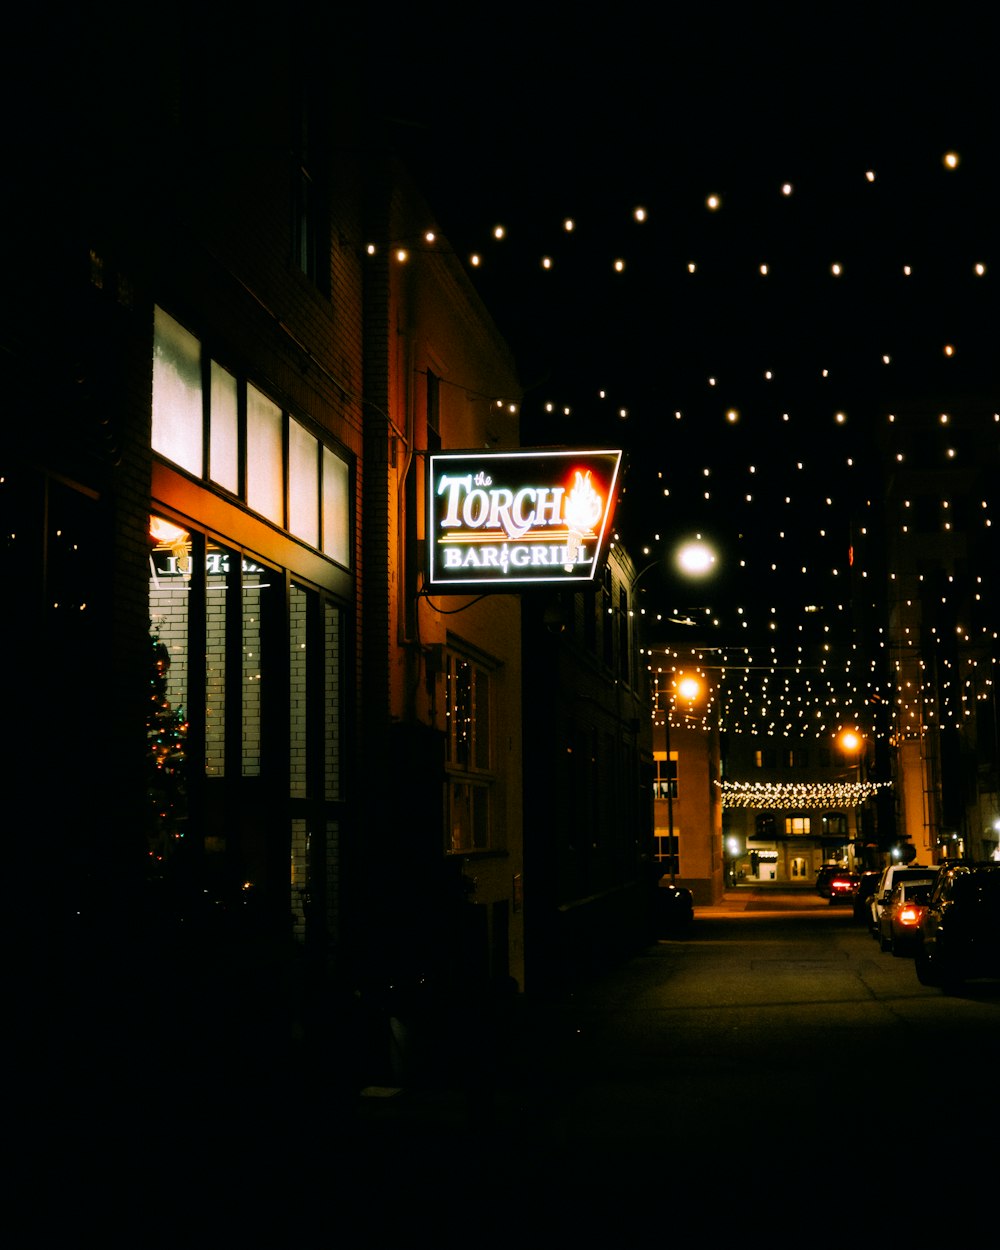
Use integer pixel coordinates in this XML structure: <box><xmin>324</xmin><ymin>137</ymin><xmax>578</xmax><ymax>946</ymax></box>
<box><xmin>720</xmin><ymin>732</ymin><xmax>884</xmax><ymax>885</ymax></box>
<box><xmin>4</xmin><ymin>17</ymin><xmax>529</xmax><ymax>1096</ymax></box>
<box><xmin>521</xmin><ymin>542</ymin><xmax>659</xmax><ymax>989</ymax></box>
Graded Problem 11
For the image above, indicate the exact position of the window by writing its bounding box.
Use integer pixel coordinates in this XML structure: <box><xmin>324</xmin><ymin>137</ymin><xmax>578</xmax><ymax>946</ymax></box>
<box><xmin>822</xmin><ymin>812</ymin><xmax>849</xmax><ymax>838</ymax></box>
<box><xmin>152</xmin><ymin>308</ymin><xmax>202</xmax><ymax>477</ymax></box>
<box><xmin>754</xmin><ymin>747</ymin><xmax>777</xmax><ymax>769</ymax></box>
<box><xmin>246</xmin><ymin>384</ymin><xmax>284</xmax><ymax>525</ymax></box>
<box><xmin>655</xmin><ymin>832</ymin><xmax>678</xmax><ymax>872</ymax></box>
<box><xmin>444</xmin><ymin>648</ymin><xmax>497</xmax><ymax>852</ymax></box>
<box><xmin>654</xmin><ymin>753</ymin><xmax>677</xmax><ymax>800</ymax></box>
<box><xmin>785</xmin><ymin>816</ymin><xmax>812</xmax><ymax>836</ymax></box>
<box><xmin>653</xmin><ymin>751</ymin><xmax>678</xmax><ymax>871</ymax></box>
<box><xmin>149</xmin><ymin>516</ymin><xmax>346</xmax><ymax>940</ymax></box>
<box><xmin>152</xmin><ymin>306</ymin><xmax>351</xmax><ymax>566</ymax></box>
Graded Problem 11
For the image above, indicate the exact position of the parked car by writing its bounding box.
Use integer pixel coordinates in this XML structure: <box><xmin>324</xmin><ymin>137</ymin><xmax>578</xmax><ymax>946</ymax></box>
<box><xmin>828</xmin><ymin>870</ymin><xmax>860</xmax><ymax>906</ymax></box>
<box><xmin>853</xmin><ymin>871</ymin><xmax>881</xmax><ymax>923</ymax></box>
<box><xmin>816</xmin><ymin>865</ymin><xmax>850</xmax><ymax>899</ymax></box>
<box><xmin>656</xmin><ymin>882</ymin><xmax>694</xmax><ymax>934</ymax></box>
<box><xmin>877</xmin><ymin>879</ymin><xmax>933</xmax><ymax>955</ymax></box>
<box><xmin>870</xmin><ymin>863</ymin><xmax>938</xmax><ymax>937</ymax></box>
<box><xmin>914</xmin><ymin>862</ymin><xmax>1000</xmax><ymax>991</ymax></box>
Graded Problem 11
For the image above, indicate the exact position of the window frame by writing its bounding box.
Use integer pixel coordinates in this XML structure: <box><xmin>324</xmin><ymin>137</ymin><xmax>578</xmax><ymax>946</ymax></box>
<box><xmin>152</xmin><ymin>306</ymin><xmax>352</xmax><ymax>569</ymax></box>
<box><xmin>443</xmin><ymin>645</ymin><xmax>499</xmax><ymax>854</ymax></box>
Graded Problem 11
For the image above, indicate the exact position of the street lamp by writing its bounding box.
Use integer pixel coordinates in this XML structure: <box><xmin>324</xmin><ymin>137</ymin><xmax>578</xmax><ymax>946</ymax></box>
<box><xmin>837</xmin><ymin>728</ymin><xmax>865</xmax><ymax>852</ymax></box>
<box><xmin>673</xmin><ymin>538</ymin><xmax>717</xmax><ymax>578</ymax></box>
<box><xmin>627</xmin><ymin>536</ymin><xmax>719</xmax><ymax>617</ymax></box>
<box><xmin>638</xmin><ymin>538</ymin><xmax>720</xmax><ymax>889</ymax></box>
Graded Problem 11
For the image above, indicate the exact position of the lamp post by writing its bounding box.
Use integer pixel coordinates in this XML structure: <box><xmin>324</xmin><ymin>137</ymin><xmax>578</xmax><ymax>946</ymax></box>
<box><xmin>635</xmin><ymin>536</ymin><xmax>719</xmax><ymax>890</ymax></box>
<box><xmin>662</xmin><ymin>673</ymin><xmax>703</xmax><ymax>885</ymax></box>
<box><xmin>664</xmin><ymin>702</ymin><xmax>674</xmax><ymax>883</ymax></box>
<box><xmin>837</xmin><ymin>728</ymin><xmax>865</xmax><ymax>860</ymax></box>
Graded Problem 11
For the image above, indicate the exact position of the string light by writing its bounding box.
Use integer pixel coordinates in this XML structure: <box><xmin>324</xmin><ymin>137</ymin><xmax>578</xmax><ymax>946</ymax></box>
<box><xmin>719</xmin><ymin>780</ymin><xmax>891</xmax><ymax>809</ymax></box>
<box><xmin>363</xmin><ymin>137</ymin><xmax>995</xmax><ymax>751</ymax></box>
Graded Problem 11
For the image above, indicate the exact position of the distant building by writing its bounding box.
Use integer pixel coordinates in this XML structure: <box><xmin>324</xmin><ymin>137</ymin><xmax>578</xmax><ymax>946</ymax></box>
<box><xmin>719</xmin><ymin>732</ymin><xmax>883</xmax><ymax>884</ymax></box>
<box><xmin>873</xmin><ymin>398</ymin><xmax>998</xmax><ymax>864</ymax></box>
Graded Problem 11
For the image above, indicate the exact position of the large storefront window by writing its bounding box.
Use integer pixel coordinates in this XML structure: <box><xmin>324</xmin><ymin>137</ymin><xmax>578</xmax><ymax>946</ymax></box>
<box><xmin>148</xmin><ymin>515</ymin><xmax>346</xmax><ymax>942</ymax></box>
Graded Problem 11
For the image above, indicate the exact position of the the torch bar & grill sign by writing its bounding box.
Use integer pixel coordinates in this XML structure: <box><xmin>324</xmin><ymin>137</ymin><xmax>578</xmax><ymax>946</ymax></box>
<box><xmin>427</xmin><ymin>448</ymin><xmax>623</xmax><ymax>590</ymax></box>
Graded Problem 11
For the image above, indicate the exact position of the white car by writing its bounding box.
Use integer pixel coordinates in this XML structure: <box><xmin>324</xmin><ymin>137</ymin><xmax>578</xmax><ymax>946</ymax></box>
<box><xmin>869</xmin><ymin>863</ymin><xmax>938</xmax><ymax>937</ymax></box>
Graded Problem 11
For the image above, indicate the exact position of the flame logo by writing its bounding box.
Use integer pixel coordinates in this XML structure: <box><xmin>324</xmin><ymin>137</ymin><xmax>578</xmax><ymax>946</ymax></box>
<box><xmin>564</xmin><ymin>470</ymin><xmax>603</xmax><ymax>532</ymax></box>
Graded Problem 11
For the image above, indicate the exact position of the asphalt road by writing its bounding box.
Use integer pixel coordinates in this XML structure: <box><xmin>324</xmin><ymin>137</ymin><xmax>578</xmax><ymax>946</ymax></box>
<box><xmin>350</xmin><ymin>889</ymin><xmax>999</xmax><ymax>1228</ymax></box>
<box><xmin>24</xmin><ymin>890</ymin><xmax>997</xmax><ymax>1240</ymax></box>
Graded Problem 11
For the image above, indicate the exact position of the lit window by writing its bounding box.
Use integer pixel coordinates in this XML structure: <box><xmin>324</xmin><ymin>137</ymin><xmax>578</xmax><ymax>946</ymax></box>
<box><xmin>445</xmin><ymin>649</ymin><xmax>497</xmax><ymax>852</ymax></box>
<box><xmin>152</xmin><ymin>306</ymin><xmax>351</xmax><ymax>566</ymax></box>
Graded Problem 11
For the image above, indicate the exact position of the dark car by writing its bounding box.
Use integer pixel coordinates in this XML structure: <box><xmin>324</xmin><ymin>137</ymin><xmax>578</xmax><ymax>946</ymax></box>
<box><xmin>816</xmin><ymin>865</ymin><xmax>850</xmax><ymax>899</ymax></box>
<box><xmin>853</xmin><ymin>871</ymin><xmax>881</xmax><ymax>923</ymax></box>
<box><xmin>914</xmin><ymin>862</ymin><xmax>1000</xmax><ymax>991</ymax></box>
<box><xmin>828</xmin><ymin>870</ymin><xmax>860</xmax><ymax>906</ymax></box>
<box><xmin>656</xmin><ymin>882</ymin><xmax>694</xmax><ymax>934</ymax></box>
<box><xmin>878</xmin><ymin>879</ymin><xmax>932</xmax><ymax>955</ymax></box>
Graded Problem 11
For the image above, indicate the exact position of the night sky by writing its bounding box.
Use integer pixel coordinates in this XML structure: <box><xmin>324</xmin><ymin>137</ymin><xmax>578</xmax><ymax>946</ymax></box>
<box><xmin>367</xmin><ymin>10</ymin><xmax>999</xmax><ymax>736</ymax></box>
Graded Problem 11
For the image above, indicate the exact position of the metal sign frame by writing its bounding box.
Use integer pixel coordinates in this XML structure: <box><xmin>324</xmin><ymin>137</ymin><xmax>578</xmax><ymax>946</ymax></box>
<box><xmin>426</xmin><ymin>448</ymin><xmax>623</xmax><ymax>591</ymax></box>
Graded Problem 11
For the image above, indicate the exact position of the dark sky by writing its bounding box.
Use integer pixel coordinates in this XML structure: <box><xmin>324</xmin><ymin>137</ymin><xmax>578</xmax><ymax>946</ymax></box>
<box><xmin>365</xmin><ymin>9</ymin><xmax>999</xmax><ymax>734</ymax></box>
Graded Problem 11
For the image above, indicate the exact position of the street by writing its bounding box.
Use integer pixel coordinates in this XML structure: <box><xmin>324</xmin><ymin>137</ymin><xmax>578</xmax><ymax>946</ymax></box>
<box><xmin>350</xmin><ymin>889</ymin><xmax>999</xmax><ymax>1227</ymax></box>
<box><xmin>23</xmin><ymin>890</ymin><xmax>998</xmax><ymax>1241</ymax></box>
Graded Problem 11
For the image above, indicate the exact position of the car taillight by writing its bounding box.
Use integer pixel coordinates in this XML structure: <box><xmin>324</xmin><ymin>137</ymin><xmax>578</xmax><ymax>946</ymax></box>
<box><xmin>899</xmin><ymin>905</ymin><xmax>921</xmax><ymax>926</ymax></box>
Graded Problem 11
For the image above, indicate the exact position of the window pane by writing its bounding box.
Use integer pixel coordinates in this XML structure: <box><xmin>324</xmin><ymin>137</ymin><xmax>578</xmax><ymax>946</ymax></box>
<box><xmin>474</xmin><ymin>667</ymin><xmax>491</xmax><ymax>770</ymax></box>
<box><xmin>242</xmin><ymin>559</ymin><xmax>266</xmax><ymax>776</ymax></box>
<box><xmin>289</xmin><ymin>583</ymin><xmax>308</xmax><ymax>797</ymax></box>
<box><xmin>322</xmin><ymin>446</ymin><xmax>350</xmax><ymax>567</ymax></box>
<box><xmin>288</xmin><ymin>420</ymin><xmax>319</xmax><ymax>548</ymax></box>
<box><xmin>472</xmin><ymin>785</ymin><xmax>490</xmax><ymax>849</ymax></box>
<box><xmin>450</xmin><ymin>781</ymin><xmax>472</xmax><ymax>852</ymax></box>
<box><xmin>291</xmin><ymin>817</ymin><xmax>309</xmax><ymax>941</ymax></box>
<box><xmin>246</xmin><ymin>384</ymin><xmax>283</xmax><ymax>524</ymax></box>
<box><xmin>448</xmin><ymin>656</ymin><xmax>473</xmax><ymax>770</ymax></box>
<box><xmin>205</xmin><ymin>540</ymin><xmax>230</xmax><ymax>777</ymax></box>
<box><xmin>209</xmin><ymin>361</ymin><xmax>239</xmax><ymax>494</ymax></box>
<box><xmin>149</xmin><ymin>517</ymin><xmax>192</xmax><ymax>848</ymax></box>
<box><xmin>152</xmin><ymin>306</ymin><xmax>203</xmax><ymax>475</ymax></box>
<box><xmin>324</xmin><ymin>601</ymin><xmax>342</xmax><ymax>801</ymax></box>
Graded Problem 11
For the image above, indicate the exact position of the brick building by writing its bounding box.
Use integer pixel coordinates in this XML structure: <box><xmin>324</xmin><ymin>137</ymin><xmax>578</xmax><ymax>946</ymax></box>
<box><xmin>3</xmin><ymin>13</ymin><xmax>528</xmax><ymax>1099</ymax></box>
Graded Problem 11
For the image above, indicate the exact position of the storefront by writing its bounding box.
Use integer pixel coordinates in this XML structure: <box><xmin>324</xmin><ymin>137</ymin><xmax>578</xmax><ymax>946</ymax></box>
<box><xmin>149</xmin><ymin>307</ymin><xmax>355</xmax><ymax>954</ymax></box>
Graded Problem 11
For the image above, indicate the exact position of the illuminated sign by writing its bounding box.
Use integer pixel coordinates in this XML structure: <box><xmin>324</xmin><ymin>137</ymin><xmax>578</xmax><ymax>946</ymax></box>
<box><xmin>427</xmin><ymin>448</ymin><xmax>622</xmax><ymax>589</ymax></box>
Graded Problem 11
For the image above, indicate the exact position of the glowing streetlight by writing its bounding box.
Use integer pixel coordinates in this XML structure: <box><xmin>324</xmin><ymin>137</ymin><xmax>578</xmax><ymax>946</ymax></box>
<box><xmin>838</xmin><ymin>729</ymin><xmax>863</xmax><ymax>754</ymax></box>
<box><xmin>674</xmin><ymin>537</ymin><xmax>717</xmax><ymax>577</ymax></box>
<box><xmin>837</xmin><ymin>729</ymin><xmax>865</xmax><ymax>847</ymax></box>
<box><xmin>676</xmin><ymin>675</ymin><xmax>702</xmax><ymax>702</ymax></box>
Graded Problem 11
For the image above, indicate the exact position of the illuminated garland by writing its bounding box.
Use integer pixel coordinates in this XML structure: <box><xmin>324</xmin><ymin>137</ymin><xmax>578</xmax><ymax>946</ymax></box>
<box><xmin>378</xmin><ymin>144</ymin><xmax>997</xmax><ymax>744</ymax></box>
<box><xmin>717</xmin><ymin>780</ymin><xmax>892</xmax><ymax>809</ymax></box>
